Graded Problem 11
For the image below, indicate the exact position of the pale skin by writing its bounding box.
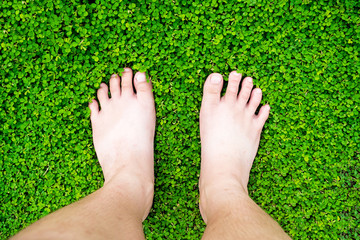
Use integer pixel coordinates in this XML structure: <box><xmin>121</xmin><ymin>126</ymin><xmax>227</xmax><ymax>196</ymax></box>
<box><xmin>12</xmin><ymin>68</ymin><xmax>291</xmax><ymax>239</ymax></box>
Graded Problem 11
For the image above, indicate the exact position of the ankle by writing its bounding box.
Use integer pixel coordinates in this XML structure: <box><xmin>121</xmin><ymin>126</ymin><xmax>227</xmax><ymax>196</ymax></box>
<box><xmin>199</xmin><ymin>176</ymin><xmax>248</xmax><ymax>198</ymax></box>
<box><xmin>104</xmin><ymin>173</ymin><xmax>154</xmax><ymax>221</ymax></box>
<box><xmin>199</xmin><ymin>178</ymin><xmax>249</xmax><ymax>223</ymax></box>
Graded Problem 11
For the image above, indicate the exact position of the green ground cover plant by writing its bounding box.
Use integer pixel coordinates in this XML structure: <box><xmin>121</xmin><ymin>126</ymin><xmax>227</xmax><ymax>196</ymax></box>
<box><xmin>0</xmin><ymin>0</ymin><xmax>359</xmax><ymax>238</ymax></box>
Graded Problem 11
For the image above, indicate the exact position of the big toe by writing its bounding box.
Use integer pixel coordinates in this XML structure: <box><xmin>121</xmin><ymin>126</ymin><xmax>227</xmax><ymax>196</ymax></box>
<box><xmin>202</xmin><ymin>73</ymin><xmax>223</xmax><ymax>105</ymax></box>
<box><xmin>134</xmin><ymin>72</ymin><xmax>154</xmax><ymax>102</ymax></box>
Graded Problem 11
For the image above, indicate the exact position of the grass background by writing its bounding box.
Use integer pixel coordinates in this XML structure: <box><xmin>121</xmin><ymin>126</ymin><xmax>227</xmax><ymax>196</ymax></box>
<box><xmin>0</xmin><ymin>0</ymin><xmax>359</xmax><ymax>239</ymax></box>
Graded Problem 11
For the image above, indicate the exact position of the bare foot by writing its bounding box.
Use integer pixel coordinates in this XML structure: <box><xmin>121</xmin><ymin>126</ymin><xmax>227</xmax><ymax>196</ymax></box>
<box><xmin>199</xmin><ymin>71</ymin><xmax>270</xmax><ymax>222</ymax></box>
<box><xmin>89</xmin><ymin>68</ymin><xmax>155</xmax><ymax>221</ymax></box>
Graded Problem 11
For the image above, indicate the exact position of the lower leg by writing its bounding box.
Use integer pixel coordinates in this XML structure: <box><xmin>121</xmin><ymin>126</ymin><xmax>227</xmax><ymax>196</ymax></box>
<box><xmin>13</xmin><ymin>179</ymin><xmax>151</xmax><ymax>240</ymax></box>
<box><xmin>200</xmin><ymin>180</ymin><xmax>289</xmax><ymax>239</ymax></box>
<box><xmin>199</xmin><ymin>72</ymin><xmax>290</xmax><ymax>239</ymax></box>
<box><xmin>12</xmin><ymin>68</ymin><xmax>155</xmax><ymax>240</ymax></box>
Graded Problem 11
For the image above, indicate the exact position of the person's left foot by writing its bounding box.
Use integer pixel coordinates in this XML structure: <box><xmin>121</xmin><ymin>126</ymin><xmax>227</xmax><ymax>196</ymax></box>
<box><xmin>89</xmin><ymin>68</ymin><xmax>155</xmax><ymax>221</ymax></box>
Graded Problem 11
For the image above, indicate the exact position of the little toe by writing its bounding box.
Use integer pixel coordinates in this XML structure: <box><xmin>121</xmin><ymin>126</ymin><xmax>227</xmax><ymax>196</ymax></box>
<box><xmin>109</xmin><ymin>74</ymin><xmax>121</xmax><ymax>98</ymax></box>
<box><xmin>121</xmin><ymin>67</ymin><xmax>134</xmax><ymax>96</ymax></box>
<box><xmin>202</xmin><ymin>73</ymin><xmax>223</xmax><ymax>105</ymax></box>
<box><xmin>238</xmin><ymin>77</ymin><xmax>253</xmax><ymax>106</ymax></box>
<box><xmin>97</xmin><ymin>83</ymin><xmax>109</xmax><ymax>106</ymax></box>
<box><xmin>134</xmin><ymin>72</ymin><xmax>154</xmax><ymax>102</ymax></box>
<box><xmin>247</xmin><ymin>88</ymin><xmax>262</xmax><ymax>114</ymax></box>
<box><xmin>89</xmin><ymin>99</ymin><xmax>99</xmax><ymax>120</ymax></box>
<box><xmin>225</xmin><ymin>71</ymin><xmax>242</xmax><ymax>101</ymax></box>
<box><xmin>255</xmin><ymin>104</ymin><xmax>270</xmax><ymax>129</ymax></box>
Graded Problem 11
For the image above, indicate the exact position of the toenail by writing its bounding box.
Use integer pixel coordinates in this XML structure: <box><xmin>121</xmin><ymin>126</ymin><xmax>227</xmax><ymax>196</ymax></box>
<box><xmin>254</xmin><ymin>89</ymin><xmax>262</xmax><ymax>94</ymax></box>
<box><xmin>232</xmin><ymin>71</ymin><xmax>242</xmax><ymax>76</ymax></box>
<box><xmin>111</xmin><ymin>74</ymin><xmax>117</xmax><ymax>78</ymax></box>
<box><xmin>211</xmin><ymin>75</ymin><xmax>222</xmax><ymax>84</ymax></box>
<box><xmin>246</xmin><ymin>78</ymin><xmax>253</xmax><ymax>83</ymax></box>
<box><xmin>124</xmin><ymin>68</ymin><xmax>131</xmax><ymax>72</ymax></box>
<box><xmin>136</xmin><ymin>73</ymin><xmax>146</xmax><ymax>82</ymax></box>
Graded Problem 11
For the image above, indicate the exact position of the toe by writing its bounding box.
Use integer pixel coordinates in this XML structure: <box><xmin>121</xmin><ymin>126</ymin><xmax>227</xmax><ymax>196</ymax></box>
<box><xmin>97</xmin><ymin>83</ymin><xmax>109</xmax><ymax>105</ymax></box>
<box><xmin>255</xmin><ymin>104</ymin><xmax>270</xmax><ymax>129</ymax></box>
<box><xmin>121</xmin><ymin>67</ymin><xmax>134</xmax><ymax>96</ymax></box>
<box><xmin>109</xmin><ymin>74</ymin><xmax>121</xmax><ymax>98</ymax></box>
<box><xmin>202</xmin><ymin>73</ymin><xmax>223</xmax><ymax>105</ymax></box>
<box><xmin>89</xmin><ymin>99</ymin><xmax>99</xmax><ymax>120</ymax></box>
<box><xmin>225</xmin><ymin>71</ymin><xmax>242</xmax><ymax>101</ymax></box>
<box><xmin>238</xmin><ymin>77</ymin><xmax>253</xmax><ymax>106</ymax></box>
<box><xmin>134</xmin><ymin>72</ymin><xmax>154</xmax><ymax>102</ymax></box>
<box><xmin>247</xmin><ymin>88</ymin><xmax>262</xmax><ymax>114</ymax></box>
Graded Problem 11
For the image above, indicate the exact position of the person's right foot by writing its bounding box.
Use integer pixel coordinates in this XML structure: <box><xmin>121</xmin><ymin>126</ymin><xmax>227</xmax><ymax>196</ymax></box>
<box><xmin>199</xmin><ymin>71</ymin><xmax>270</xmax><ymax>222</ymax></box>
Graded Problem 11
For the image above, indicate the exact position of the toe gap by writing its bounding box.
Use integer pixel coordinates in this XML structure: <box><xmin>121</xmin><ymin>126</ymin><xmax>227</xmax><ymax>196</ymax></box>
<box><xmin>133</xmin><ymin>83</ymin><xmax>137</xmax><ymax>94</ymax></box>
<box><xmin>94</xmin><ymin>97</ymin><xmax>104</xmax><ymax>111</ymax></box>
<box><xmin>221</xmin><ymin>77</ymin><xmax>228</xmax><ymax>97</ymax></box>
<box><xmin>254</xmin><ymin>101</ymin><xmax>270</xmax><ymax>116</ymax></box>
<box><xmin>254</xmin><ymin>103</ymin><xmax>262</xmax><ymax>115</ymax></box>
